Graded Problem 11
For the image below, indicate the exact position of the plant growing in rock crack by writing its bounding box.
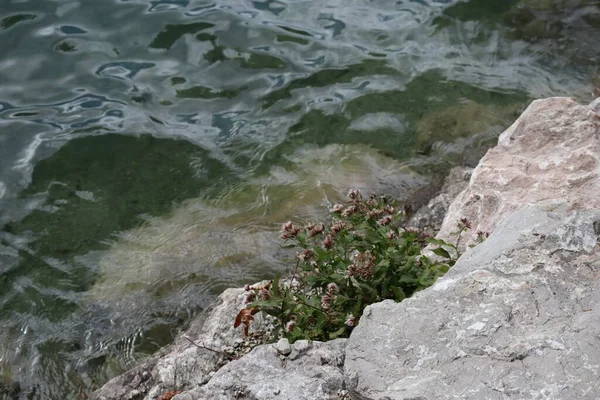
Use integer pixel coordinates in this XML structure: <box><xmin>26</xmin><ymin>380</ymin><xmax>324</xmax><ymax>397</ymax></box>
<box><xmin>235</xmin><ymin>190</ymin><xmax>464</xmax><ymax>343</ymax></box>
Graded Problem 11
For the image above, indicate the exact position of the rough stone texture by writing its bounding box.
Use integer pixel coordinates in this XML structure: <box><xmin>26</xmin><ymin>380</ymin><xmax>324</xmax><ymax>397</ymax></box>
<box><xmin>407</xmin><ymin>166</ymin><xmax>473</xmax><ymax>237</ymax></box>
<box><xmin>436</xmin><ymin>97</ymin><xmax>600</xmax><ymax>251</ymax></box>
<box><xmin>174</xmin><ymin>339</ymin><xmax>347</xmax><ymax>400</ymax></box>
<box><xmin>345</xmin><ymin>206</ymin><xmax>600</xmax><ymax>399</ymax></box>
<box><xmin>92</xmin><ymin>286</ymin><xmax>273</xmax><ymax>400</ymax></box>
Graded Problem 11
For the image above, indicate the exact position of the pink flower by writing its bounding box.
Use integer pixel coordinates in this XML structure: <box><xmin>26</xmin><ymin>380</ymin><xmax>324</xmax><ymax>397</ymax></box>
<box><xmin>323</xmin><ymin>234</ymin><xmax>335</xmax><ymax>249</ymax></box>
<box><xmin>342</xmin><ymin>206</ymin><xmax>357</xmax><ymax>217</ymax></box>
<box><xmin>331</xmin><ymin>204</ymin><xmax>344</xmax><ymax>213</ymax></box>
<box><xmin>286</xmin><ymin>319</ymin><xmax>296</xmax><ymax>332</ymax></box>
<box><xmin>244</xmin><ymin>291</ymin><xmax>256</xmax><ymax>305</ymax></box>
<box><xmin>321</xmin><ymin>293</ymin><xmax>333</xmax><ymax>312</ymax></box>
<box><xmin>296</xmin><ymin>248</ymin><xmax>314</xmax><ymax>262</ymax></box>
<box><xmin>459</xmin><ymin>217</ymin><xmax>472</xmax><ymax>230</ymax></box>
<box><xmin>377</xmin><ymin>215</ymin><xmax>393</xmax><ymax>226</ymax></box>
<box><xmin>307</xmin><ymin>223</ymin><xmax>325</xmax><ymax>238</ymax></box>
<box><xmin>331</xmin><ymin>220</ymin><xmax>345</xmax><ymax>233</ymax></box>
<box><xmin>259</xmin><ymin>288</ymin><xmax>270</xmax><ymax>300</ymax></box>
<box><xmin>345</xmin><ymin>314</ymin><xmax>356</xmax><ymax>327</ymax></box>
<box><xmin>327</xmin><ymin>282</ymin><xmax>338</xmax><ymax>295</ymax></box>
<box><xmin>281</xmin><ymin>220</ymin><xmax>301</xmax><ymax>239</ymax></box>
<box><xmin>367</xmin><ymin>209</ymin><xmax>385</xmax><ymax>219</ymax></box>
<box><xmin>347</xmin><ymin>189</ymin><xmax>361</xmax><ymax>200</ymax></box>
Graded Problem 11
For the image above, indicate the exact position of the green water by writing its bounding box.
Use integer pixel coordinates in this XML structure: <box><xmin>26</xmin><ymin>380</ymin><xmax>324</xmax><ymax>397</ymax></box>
<box><xmin>0</xmin><ymin>0</ymin><xmax>599</xmax><ymax>398</ymax></box>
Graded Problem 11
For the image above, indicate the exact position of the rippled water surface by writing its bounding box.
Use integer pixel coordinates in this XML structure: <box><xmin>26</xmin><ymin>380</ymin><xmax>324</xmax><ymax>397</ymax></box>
<box><xmin>1</xmin><ymin>0</ymin><xmax>599</xmax><ymax>397</ymax></box>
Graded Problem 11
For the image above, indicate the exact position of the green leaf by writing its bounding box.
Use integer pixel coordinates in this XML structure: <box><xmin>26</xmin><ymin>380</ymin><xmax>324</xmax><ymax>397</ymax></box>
<box><xmin>391</xmin><ymin>286</ymin><xmax>406</xmax><ymax>301</ymax></box>
<box><xmin>329</xmin><ymin>326</ymin><xmax>347</xmax><ymax>339</ymax></box>
<box><xmin>426</xmin><ymin>237</ymin><xmax>456</xmax><ymax>249</ymax></box>
<box><xmin>431</xmin><ymin>247</ymin><xmax>451</xmax><ymax>259</ymax></box>
<box><xmin>272</xmin><ymin>276</ymin><xmax>282</xmax><ymax>297</ymax></box>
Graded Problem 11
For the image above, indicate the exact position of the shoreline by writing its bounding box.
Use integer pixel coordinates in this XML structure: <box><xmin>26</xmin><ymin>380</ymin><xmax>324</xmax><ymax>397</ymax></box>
<box><xmin>94</xmin><ymin>96</ymin><xmax>600</xmax><ymax>400</ymax></box>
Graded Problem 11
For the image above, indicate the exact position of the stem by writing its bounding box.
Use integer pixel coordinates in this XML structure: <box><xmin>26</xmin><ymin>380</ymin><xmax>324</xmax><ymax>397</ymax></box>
<box><xmin>296</xmin><ymin>299</ymin><xmax>326</xmax><ymax>314</ymax></box>
<box><xmin>292</xmin><ymin>257</ymin><xmax>300</xmax><ymax>281</ymax></box>
<box><xmin>183</xmin><ymin>336</ymin><xmax>235</xmax><ymax>359</ymax></box>
<box><xmin>454</xmin><ymin>227</ymin><xmax>465</xmax><ymax>258</ymax></box>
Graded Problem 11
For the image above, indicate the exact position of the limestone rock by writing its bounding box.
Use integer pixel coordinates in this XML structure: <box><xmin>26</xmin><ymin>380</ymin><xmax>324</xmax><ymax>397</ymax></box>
<box><xmin>92</xmin><ymin>286</ymin><xmax>274</xmax><ymax>400</ymax></box>
<box><xmin>407</xmin><ymin>166</ymin><xmax>473</xmax><ymax>236</ymax></box>
<box><xmin>345</xmin><ymin>206</ymin><xmax>600</xmax><ymax>399</ymax></box>
<box><xmin>436</xmin><ymin>97</ymin><xmax>600</xmax><ymax>251</ymax></box>
<box><xmin>173</xmin><ymin>339</ymin><xmax>346</xmax><ymax>400</ymax></box>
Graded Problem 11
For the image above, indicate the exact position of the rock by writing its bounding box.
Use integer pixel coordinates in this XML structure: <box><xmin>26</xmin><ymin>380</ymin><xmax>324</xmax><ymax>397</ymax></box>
<box><xmin>436</xmin><ymin>97</ymin><xmax>600</xmax><ymax>252</ymax></box>
<box><xmin>173</xmin><ymin>339</ymin><xmax>347</xmax><ymax>400</ymax></box>
<box><xmin>590</xmin><ymin>97</ymin><xmax>600</xmax><ymax>114</ymax></box>
<box><xmin>275</xmin><ymin>338</ymin><xmax>292</xmax><ymax>356</ymax></box>
<box><xmin>92</xmin><ymin>286</ymin><xmax>274</xmax><ymax>400</ymax></box>
<box><xmin>407</xmin><ymin>166</ymin><xmax>473</xmax><ymax>237</ymax></box>
<box><xmin>345</xmin><ymin>206</ymin><xmax>600</xmax><ymax>399</ymax></box>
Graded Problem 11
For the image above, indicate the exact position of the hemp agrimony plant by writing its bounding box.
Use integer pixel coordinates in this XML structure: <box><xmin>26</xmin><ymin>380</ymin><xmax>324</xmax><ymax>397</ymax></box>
<box><xmin>235</xmin><ymin>190</ymin><xmax>465</xmax><ymax>343</ymax></box>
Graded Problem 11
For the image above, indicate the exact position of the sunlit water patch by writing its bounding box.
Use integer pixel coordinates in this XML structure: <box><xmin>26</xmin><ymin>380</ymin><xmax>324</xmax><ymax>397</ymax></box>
<box><xmin>0</xmin><ymin>0</ymin><xmax>599</xmax><ymax>398</ymax></box>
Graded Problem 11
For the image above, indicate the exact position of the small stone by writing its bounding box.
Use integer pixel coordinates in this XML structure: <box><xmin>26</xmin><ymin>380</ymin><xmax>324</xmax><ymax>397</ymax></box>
<box><xmin>275</xmin><ymin>338</ymin><xmax>292</xmax><ymax>356</ymax></box>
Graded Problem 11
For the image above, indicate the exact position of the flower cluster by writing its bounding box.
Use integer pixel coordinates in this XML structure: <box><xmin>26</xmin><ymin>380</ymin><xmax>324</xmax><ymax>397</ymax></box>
<box><xmin>281</xmin><ymin>221</ymin><xmax>301</xmax><ymax>239</ymax></box>
<box><xmin>236</xmin><ymin>189</ymin><xmax>463</xmax><ymax>343</ymax></box>
<box><xmin>347</xmin><ymin>251</ymin><xmax>376</xmax><ymax>280</ymax></box>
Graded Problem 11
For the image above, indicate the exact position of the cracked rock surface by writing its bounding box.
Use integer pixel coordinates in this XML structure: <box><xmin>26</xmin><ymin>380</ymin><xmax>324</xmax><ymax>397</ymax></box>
<box><xmin>345</xmin><ymin>206</ymin><xmax>600</xmax><ymax>400</ymax></box>
<box><xmin>174</xmin><ymin>339</ymin><xmax>346</xmax><ymax>400</ymax></box>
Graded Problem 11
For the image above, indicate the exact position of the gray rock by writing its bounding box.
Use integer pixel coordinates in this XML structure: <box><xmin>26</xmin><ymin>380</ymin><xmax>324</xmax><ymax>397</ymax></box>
<box><xmin>436</xmin><ymin>97</ymin><xmax>600</xmax><ymax>252</ymax></box>
<box><xmin>407</xmin><ymin>166</ymin><xmax>473</xmax><ymax>237</ymax></box>
<box><xmin>345</xmin><ymin>206</ymin><xmax>600</xmax><ymax>399</ymax></box>
<box><xmin>175</xmin><ymin>339</ymin><xmax>347</xmax><ymax>400</ymax></box>
<box><xmin>590</xmin><ymin>97</ymin><xmax>600</xmax><ymax>115</ymax></box>
<box><xmin>92</xmin><ymin>285</ymin><xmax>274</xmax><ymax>400</ymax></box>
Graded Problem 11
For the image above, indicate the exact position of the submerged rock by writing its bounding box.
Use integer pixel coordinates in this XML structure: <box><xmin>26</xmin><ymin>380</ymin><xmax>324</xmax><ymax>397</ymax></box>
<box><xmin>87</xmin><ymin>143</ymin><xmax>429</xmax><ymax>303</ymax></box>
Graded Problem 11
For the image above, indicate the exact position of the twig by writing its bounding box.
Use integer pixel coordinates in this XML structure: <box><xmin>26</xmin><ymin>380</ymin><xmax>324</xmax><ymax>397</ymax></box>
<box><xmin>183</xmin><ymin>336</ymin><xmax>234</xmax><ymax>359</ymax></box>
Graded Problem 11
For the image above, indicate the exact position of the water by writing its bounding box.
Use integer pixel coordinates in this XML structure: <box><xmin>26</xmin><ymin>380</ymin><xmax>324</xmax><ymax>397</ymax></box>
<box><xmin>0</xmin><ymin>0</ymin><xmax>598</xmax><ymax>398</ymax></box>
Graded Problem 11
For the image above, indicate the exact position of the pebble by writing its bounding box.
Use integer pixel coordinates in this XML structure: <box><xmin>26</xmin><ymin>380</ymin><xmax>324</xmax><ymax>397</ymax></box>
<box><xmin>275</xmin><ymin>338</ymin><xmax>292</xmax><ymax>356</ymax></box>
